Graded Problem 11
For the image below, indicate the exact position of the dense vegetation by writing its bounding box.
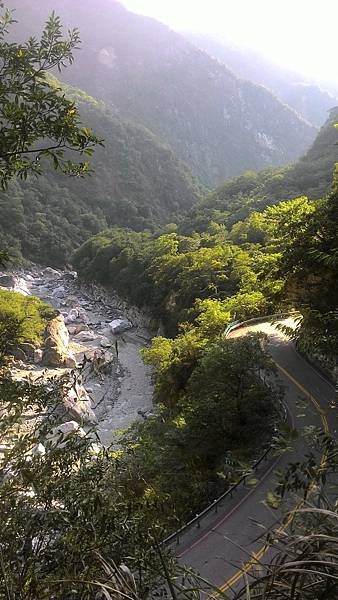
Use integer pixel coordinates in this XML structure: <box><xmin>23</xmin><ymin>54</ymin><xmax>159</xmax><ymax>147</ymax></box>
<box><xmin>8</xmin><ymin>0</ymin><xmax>316</xmax><ymax>187</ymax></box>
<box><xmin>73</xmin><ymin>221</ymin><xmax>281</xmax><ymax>517</ymax></box>
<box><xmin>73</xmin><ymin>190</ymin><xmax>321</xmax><ymax>335</ymax></box>
<box><xmin>0</xmin><ymin>375</ymin><xmax>177</xmax><ymax>599</ymax></box>
<box><xmin>0</xmin><ymin>289</ymin><xmax>54</xmax><ymax>361</ymax></box>
<box><xmin>2</xmin><ymin>1</ymin><xmax>337</xmax><ymax>269</ymax></box>
<box><xmin>74</xmin><ymin>226</ymin><xmax>272</xmax><ymax>334</ymax></box>
<box><xmin>74</xmin><ymin>151</ymin><xmax>338</xmax><ymax>411</ymax></box>
<box><xmin>0</xmin><ymin>77</ymin><xmax>202</xmax><ymax>265</ymax></box>
<box><xmin>1</xmin><ymin>3</ymin><xmax>338</xmax><ymax>598</ymax></box>
<box><xmin>279</xmin><ymin>168</ymin><xmax>338</xmax><ymax>364</ymax></box>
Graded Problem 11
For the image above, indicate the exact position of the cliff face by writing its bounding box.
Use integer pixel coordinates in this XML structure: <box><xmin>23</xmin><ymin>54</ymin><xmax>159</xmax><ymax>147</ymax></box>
<box><xmin>183</xmin><ymin>32</ymin><xmax>338</xmax><ymax>128</ymax></box>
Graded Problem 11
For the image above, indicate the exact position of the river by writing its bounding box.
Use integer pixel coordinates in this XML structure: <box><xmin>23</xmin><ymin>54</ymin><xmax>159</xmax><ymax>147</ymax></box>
<box><xmin>4</xmin><ymin>266</ymin><xmax>154</xmax><ymax>445</ymax></box>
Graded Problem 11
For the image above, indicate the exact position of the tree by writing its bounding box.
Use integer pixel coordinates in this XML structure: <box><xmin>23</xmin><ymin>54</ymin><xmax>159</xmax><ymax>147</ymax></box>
<box><xmin>183</xmin><ymin>335</ymin><xmax>277</xmax><ymax>463</ymax></box>
<box><xmin>0</xmin><ymin>3</ymin><xmax>101</xmax><ymax>190</ymax></box>
<box><xmin>0</xmin><ymin>373</ymin><xmax>174</xmax><ymax>599</ymax></box>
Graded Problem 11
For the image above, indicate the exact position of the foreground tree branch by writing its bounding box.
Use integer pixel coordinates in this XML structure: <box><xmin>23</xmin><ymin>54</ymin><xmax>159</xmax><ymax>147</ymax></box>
<box><xmin>0</xmin><ymin>2</ymin><xmax>102</xmax><ymax>190</ymax></box>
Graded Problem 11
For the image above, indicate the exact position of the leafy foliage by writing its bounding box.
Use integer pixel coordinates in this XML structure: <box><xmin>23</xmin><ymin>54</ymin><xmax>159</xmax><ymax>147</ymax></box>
<box><xmin>0</xmin><ymin>289</ymin><xmax>54</xmax><ymax>360</ymax></box>
<box><xmin>125</xmin><ymin>332</ymin><xmax>278</xmax><ymax>525</ymax></box>
<box><xmin>277</xmin><ymin>171</ymin><xmax>338</xmax><ymax>360</ymax></box>
<box><xmin>74</xmin><ymin>227</ymin><xmax>275</xmax><ymax>334</ymax></box>
<box><xmin>0</xmin><ymin>374</ymin><xmax>174</xmax><ymax>599</ymax></box>
<box><xmin>0</xmin><ymin>4</ymin><xmax>101</xmax><ymax>190</ymax></box>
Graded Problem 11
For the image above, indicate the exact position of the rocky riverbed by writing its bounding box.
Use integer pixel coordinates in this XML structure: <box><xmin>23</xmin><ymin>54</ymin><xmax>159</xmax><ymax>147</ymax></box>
<box><xmin>1</xmin><ymin>266</ymin><xmax>154</xmax><ymax>445</ymax></box>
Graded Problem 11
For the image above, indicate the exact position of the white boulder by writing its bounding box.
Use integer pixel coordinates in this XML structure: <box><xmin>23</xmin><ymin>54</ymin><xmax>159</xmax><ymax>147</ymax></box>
<box><xmin>63</xmin><ymin>386</ymin><xmax>97</xmax><ymax>424</ymax></box>
<box><xmin>31</xmin><ymin>443</ymin><xmax>46</xmax><ymax>457</ymax></box>
<box><xmin>14</xmin><ymin>277</ymin><xmax>30</xmax><ymax>296</ymax></box>
<box><xmin>109</xmin><ymin>318</ymin><xmax>132</xmax><ymax>334</ymax></box>
<box><xmin>65</xmin><ymin>308</ymin><xmax>79</xmax><ymax>323</ymax></box>
<box><xmin>46</xmin><ymin>421</ymin><xmax>86</xmax><ymax>447</ymax></box>
<box><xmin>100</xmin><ymin>337</ymin><xmax>112</xmax><ymax>348</ymax></box>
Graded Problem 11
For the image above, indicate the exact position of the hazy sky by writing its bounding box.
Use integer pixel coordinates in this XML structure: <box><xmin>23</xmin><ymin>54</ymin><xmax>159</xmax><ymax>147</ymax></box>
<box><xmin>121</xmin><ymin>0</ymin><xmax>338</xmax><ymax>84</ymax></box>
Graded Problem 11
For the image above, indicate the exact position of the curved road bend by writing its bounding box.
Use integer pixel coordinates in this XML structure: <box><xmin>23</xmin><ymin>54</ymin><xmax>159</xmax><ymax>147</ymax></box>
<box><xmin>174</xmin><ymin>320</ymin><xmax>336</xmax><ymax>595</ymax></box>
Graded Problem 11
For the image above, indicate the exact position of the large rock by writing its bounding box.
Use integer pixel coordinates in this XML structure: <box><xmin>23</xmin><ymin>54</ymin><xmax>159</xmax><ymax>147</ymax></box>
<box><xmin>65</xmin><ymin>352</ymin><xmax>77</xmax><ymax>369</ymax></box>
<box><xmin>77</xmin><ymin>308</ymin><xmax>89</xmax><ymax>324</ymax></box>
<box><xmin>65</xmin><ymin>308</ymin><xmax>79</xmax><ymax>323</ymax></box>
<box><xmin>19</xmin><ymin>342</ymin><xmax>36</xmax><ymax>361</ymax></box>
<box><xmin>44</xmin><ymin>267</ymin><xmax>61</xmax><ymax>279</ymax></box>
<box><xmin>34</xmin><ymin>349</ymin><xmax>43</xmax><ymax>364</ymax></box>
<box><xmin>63</xmin><ymin>385</ymin><xmax>97</xmax><ymax>424</ymax></box>
<box><xmin>65</xmin><ymin>307</ymin><xmax>89</xmax><ymax>325</ymax></box>
<box><xmin>73</xmin><ymin>323</ymin><xmax>89</xmax><ymax>335</ymax></box>
<box><xmin>8</xmin><ymin>340</ymin><xmax>37</xmax><ymax>363</ymax></box>
<box><xmin>30</xmin><ymin>442</ymin><xmax>46</xmax><ymax>457</ymax></box>
<box><xmin>109</xmin><ymin>318</ymin><xmax>132</xmax><ymax>335</ymax></box>
<box><xmin>7</xmin><ymin>346</ymin><xmax>26</xmax><ymax>361</ymax></box>
<box><xmin>14</xmin><ymin>278</ymin><xmax>30</xmax><ymax>296</ymax></box>
<box><xmin>74</xmin><ymin>330</ymin><xmax>97</xmax><ymax>342</ymax></box>
<box><xmin>42</xmin><ymin>315</ymin><xmax>70</xmax><ymax>367</ymax></box>
<box><xmin>46</xmin><ymin>421</ymin><xmax>86</xmax><ymax>448</ymax></box>
<box><xmin>63</xmin><ymin>271</ymin><xmax>77</xmax><ymax>282</ymax></box>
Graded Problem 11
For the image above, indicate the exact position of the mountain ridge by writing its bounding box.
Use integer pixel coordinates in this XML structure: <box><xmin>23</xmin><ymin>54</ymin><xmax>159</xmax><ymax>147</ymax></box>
<box><xmin>184</xmin><ymin>106</ymin><xmax>338</xmax><ymax>232</ymax></box>
<box><xmin>183</xmin><ymin>32</ymin><xmax>338</xmax><ymax>128</ymax></box>
<box><xmin>7</xmin><ymin>0</ymin><xmax>316</xmax><ymax>187</ymax></box>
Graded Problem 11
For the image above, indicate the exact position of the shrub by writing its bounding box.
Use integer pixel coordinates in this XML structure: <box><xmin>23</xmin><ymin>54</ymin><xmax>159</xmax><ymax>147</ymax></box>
<box><xmin>0</xmin><ymin>289</ymin><xmax>54</xmax><ymax>360</ymax></box>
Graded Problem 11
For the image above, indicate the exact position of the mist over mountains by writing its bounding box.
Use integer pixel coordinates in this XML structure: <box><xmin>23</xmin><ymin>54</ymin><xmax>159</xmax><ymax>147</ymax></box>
<box><xmin>8</xmin><ymin>0</ymin><xmax>317</xmax><ymax>187</ymax></box>
<box><xmin>183</xmin><ymin>32</ymin><xmax>338</xmax><ymax>128</ymax></box>
<box><xmin>2</xmin><ymin>0</ymin><xmax>337</xmax><ymax>267</ymax></box>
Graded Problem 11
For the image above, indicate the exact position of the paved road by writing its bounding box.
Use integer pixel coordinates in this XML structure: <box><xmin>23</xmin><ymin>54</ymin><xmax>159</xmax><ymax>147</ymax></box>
<box><xmin>175</xmin><ymin>320</ymin><xmax>336</xmax><ymax>596</ymax></box>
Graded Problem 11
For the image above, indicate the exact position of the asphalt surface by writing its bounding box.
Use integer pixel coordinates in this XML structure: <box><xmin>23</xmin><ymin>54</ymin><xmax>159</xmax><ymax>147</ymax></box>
<box><xmin>174</xmin><ymin>320</ymin><xmax>336</xmax><ymax>596</ymax></box>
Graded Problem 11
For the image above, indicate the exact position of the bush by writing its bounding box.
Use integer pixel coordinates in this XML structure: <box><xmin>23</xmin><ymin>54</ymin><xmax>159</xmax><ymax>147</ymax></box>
<box><xmin>0</xmin><ymin>289</ymin><xmax>54</xmax><ymax>360</ymax></box>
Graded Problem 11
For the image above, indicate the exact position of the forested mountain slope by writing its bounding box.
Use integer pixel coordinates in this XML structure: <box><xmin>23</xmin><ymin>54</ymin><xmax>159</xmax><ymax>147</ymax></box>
<box><xmin>8</xmin><ymin>0</ymin><xmax>316</xmax><ymax>187</ymax></box>
<box><xmin>185</xmin><ymin>107</ymin><xmax>338</xmax><ymax>231</ymax></box>
<box><xmin>0</xmin><ymin>81</ymin><xmax>202</xmax><ymax>265</ymax></box>
<box><xmin>183</xmin><ymin>33</ymin><xmax>338</xmax><ymax>128</ymax></box>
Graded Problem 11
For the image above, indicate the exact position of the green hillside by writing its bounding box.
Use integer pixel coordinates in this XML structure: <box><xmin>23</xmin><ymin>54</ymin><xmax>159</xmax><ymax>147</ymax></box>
<box><xmin>184</xmin><ymin>107</ymin><xmax>338</xmax><ymax>232</ymax></box>
<box><xmin>0</xmin><ymin>80</ymin><xmax>202</xmax><ymax>265</ymax></box>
